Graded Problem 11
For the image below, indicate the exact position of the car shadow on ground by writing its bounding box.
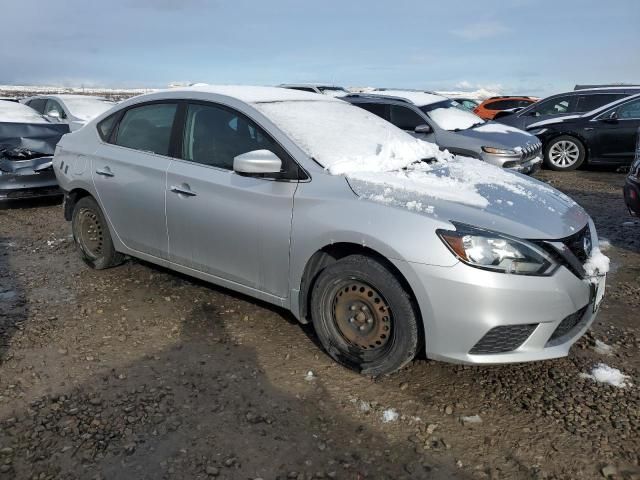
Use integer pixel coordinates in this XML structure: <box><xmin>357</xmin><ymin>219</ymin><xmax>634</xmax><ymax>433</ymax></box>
<box><xmin>0</xmin><ymin>196</ymin><xmax>63</xmax><ymax>211</ymax></box>
<box><xmin>0</xmin><ymin>283</ymin><xmax>468</xmax><ymax>479</ymax></box>
<box><xmin>0</xmin><ymin>235</ymin><xmax>27</xmax><ymax>363</ymax></box>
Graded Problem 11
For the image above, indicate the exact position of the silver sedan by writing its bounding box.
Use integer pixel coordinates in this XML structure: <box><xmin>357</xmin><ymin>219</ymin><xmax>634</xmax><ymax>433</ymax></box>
<box><xmin>53</xmin><ymin>86</ymin><xmax>608</xmax><ymax>376</ymax></box>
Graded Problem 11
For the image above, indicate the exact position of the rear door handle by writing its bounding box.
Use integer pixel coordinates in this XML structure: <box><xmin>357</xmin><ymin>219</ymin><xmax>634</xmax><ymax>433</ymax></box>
<box><xmin>95</xmin><ymin>167</ymin><xmax>114</xmax><ymax>177</ymax></box>
<box><xmin>170</xmin><ymin>184</ymin><xmax>197</xmax><ymax>197</ymax></box>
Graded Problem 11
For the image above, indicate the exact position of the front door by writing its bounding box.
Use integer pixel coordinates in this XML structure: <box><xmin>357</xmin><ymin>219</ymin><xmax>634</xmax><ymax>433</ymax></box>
<box><xmin>591</xmin><ymin>98</ymin><xmax>640</xmax><ymax>164</ymax></box>
<box><xmin>92</xmin><ymin>102</ymin><xmax>178</xmax><ymax>259</ymax></box>
<box><xmin>166</xmin><ymin>102</ymin><xmax>298</xmax><ymax>297</ymax></box>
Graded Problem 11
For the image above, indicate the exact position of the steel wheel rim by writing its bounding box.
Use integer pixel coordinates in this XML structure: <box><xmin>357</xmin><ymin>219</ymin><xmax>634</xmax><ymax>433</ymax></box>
<box><xmin>549</xmin><ymin>140</ymin><xmax>580</xmax><ymax>167</ymax></box>
<box><xmin>331</xmin><ymin>280</ymin><xmax>392</xmax><ymax>351</ymax></box>
<box><xmin>77</xmin><ymin>208</ymin><xmax>104</xmax><ymax>258</ymax></box>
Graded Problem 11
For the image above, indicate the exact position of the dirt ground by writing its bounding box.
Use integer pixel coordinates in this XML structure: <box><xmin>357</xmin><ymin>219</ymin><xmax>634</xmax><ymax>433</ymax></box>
<box><xmin>0</xmin><ymin>169</ymin><xmax>638</xmax><ymax>480</ymax></box>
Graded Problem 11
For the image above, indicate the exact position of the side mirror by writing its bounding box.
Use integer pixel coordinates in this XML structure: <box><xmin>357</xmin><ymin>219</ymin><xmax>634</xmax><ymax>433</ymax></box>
<box><xmin>414</xmin><ymin>124</ymin><xmax>432</xmax><ymax>134</ymax></box>
<box><xmin>233</xmin><ymin>149</ymin><xmax>282</xmax><ymax>175</ymax></box>
<box><xmin>526</xmin><ymin>110</ymin><xmax>538</xmax><ymax>117</ymax></box>
<box><xmin>46</xmin><ymin>110</ymin><xmax>61</xmax><ymax>119</ymax></box>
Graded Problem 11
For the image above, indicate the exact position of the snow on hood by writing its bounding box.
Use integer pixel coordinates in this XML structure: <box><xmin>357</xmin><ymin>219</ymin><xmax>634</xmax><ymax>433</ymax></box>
<box><xmin>0</xmin><ymin>101</ymin><xmax>49</xmax><ymax>124</ymax></box>
<box><xmin>255</xmin><ymin>99</ymin><xmax>588</xmax><ymax>238</ymax></box>
<box><xmin>472</xmin><ymin>122</ymin><xmax>527</xmax><ymax>135</ymax></box>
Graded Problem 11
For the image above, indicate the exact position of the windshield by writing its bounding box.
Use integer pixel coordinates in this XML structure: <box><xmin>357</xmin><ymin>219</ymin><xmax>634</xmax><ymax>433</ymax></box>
<box><xmin>254</xmin><ymin>100</ymin><xmax>443</xmax><ymax>174</ymax></box>
<box><xmin>420</xmin><ymin>100</ymin><xmax>484</xmax><ymax>131</ymax></box>
<box><xmin>63</xmin><ymin>97</ymin><xmax>115</xmax><ymax>121</ymax></box>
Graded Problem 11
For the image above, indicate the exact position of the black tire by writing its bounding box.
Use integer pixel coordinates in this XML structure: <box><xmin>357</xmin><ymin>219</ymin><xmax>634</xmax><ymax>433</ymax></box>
<box><xmin>71</xmin><ymin>196</ymin><xmax>124</xmax><ymax>269</ymax></box>
<box><xmin>544</xmin><ymin>135</ymin><xmax>586</xmax><ymax>171</ymax></box>
<box><xmin>310</xmin><ymin>255</ymin><xmax>420</xmax><ymax>376</ymax></box>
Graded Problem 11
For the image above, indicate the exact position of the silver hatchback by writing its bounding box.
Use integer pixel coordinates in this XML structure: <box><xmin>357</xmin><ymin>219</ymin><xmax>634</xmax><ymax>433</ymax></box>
<box><xmin>53</xmin><ymin>86</ymin><xmax>608</xmax><ymax>376</ymax></box>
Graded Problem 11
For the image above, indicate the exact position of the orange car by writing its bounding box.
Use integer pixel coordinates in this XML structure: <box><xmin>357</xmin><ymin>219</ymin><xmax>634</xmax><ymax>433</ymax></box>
<box><xmin>474</xmin><ymin>96</ymin><xmax>539</xmax><ymax>120</ymax></box>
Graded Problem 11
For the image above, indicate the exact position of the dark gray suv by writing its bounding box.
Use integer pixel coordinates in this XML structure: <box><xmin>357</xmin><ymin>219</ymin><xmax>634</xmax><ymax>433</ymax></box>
<box><xmin>345</xmin><ymin>90</ymin><xmax>542</xmax><ymax>173</ymax></box>
<box><xmin>494</xmin><ymin>87</ymin><xmax>640</xmax><ymax>130</ymax></box>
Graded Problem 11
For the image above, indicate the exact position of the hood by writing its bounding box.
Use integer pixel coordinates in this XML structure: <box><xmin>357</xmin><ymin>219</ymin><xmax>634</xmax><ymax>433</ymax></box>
<box><xmin>527</xmin><ymin>115</ymin><xmax>581</xmax><ymax>129</ymax></box>
<box><xmin>451</xmin><ymin>122</ymin><xmax>537</xmax><ymax>149</ymax></box>
<box><xmin>346</xmin><ymin>157</ymin><xmax>588</xmax><ymax>240</ymax></box>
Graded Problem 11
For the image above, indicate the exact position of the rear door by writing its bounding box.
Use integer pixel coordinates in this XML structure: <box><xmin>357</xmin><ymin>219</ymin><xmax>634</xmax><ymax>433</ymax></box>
<box><xmin>590</xmin><ymin>98</ymin><xmax>640</xmax><ymax>164</ymax></box>
<box><xmin>92</xmin><ymin>101</ymin><xmax>178</xmax><ymax>259</ymax></box>
<box><xmin>165</xmin><ymin>101</ymin><xmax>298</xmax><ymax>297</ymax></box>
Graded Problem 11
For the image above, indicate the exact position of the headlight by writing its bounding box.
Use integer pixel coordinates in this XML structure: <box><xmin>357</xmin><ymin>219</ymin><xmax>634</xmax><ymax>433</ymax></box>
<box><xmin>528</xmin><ymin>128</ymin><xmax>548</xmax><ymax>135</ymax></box>
<box><xmin>481</xmin><ymin>146</ymin><xmax>517</xmax><ymax>155</ymax></box>
<box><xmin>437</xmin><ymin>224</ymin><xmax>557</xmax><ymax>276</ymax></box>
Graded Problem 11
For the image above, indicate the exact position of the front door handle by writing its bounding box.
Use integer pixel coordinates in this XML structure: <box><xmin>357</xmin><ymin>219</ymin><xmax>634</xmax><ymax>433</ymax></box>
<box><xmin>170</xmin><ymin>184</ymin><xmax>197</xmax><ymax>197</ymax></box>
<box><xmin>95</xmin><ymin>167</ymin><xmax>114</xmax><ymax>177</ymax></box>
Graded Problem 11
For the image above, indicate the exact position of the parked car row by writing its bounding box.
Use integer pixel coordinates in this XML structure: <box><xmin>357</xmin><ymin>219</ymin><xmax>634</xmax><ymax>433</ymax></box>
<box><xmin>50</xmin><ymin>85</ymin><xmax>610</xmax><ymax>375</ymax></box>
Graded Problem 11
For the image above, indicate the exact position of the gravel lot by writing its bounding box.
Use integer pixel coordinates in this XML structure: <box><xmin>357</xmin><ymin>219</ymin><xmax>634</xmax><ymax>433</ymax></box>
<box><xmin>0</xmin><ymin>169</ymin><xmax>638</xmax><ymax>480</ymax></box>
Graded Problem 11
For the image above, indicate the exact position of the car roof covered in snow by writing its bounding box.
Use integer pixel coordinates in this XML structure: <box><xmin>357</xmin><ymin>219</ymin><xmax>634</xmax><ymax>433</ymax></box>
<box><xmin>359</xmin><ymin>90</ymin><xmax>448</xmax><ymax>107</ymax></box>
<box><xmin>174</xmin><ymin>85</ymin><xmax>343</xmax><ymax>104</ymax></box>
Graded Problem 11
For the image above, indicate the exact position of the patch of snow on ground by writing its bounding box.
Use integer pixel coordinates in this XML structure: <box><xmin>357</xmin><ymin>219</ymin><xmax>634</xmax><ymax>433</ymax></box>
<box><xmin>593</xmin><ymin>340</ymin><xmax>614</xmax><ymax>356</ymax></box>
<box><xmin>382</xmin><ymin>408</ymin><xmax>399</xmax><ymax>423</ymax></box>
<box><xmin>304</xmin><ymin>370</ymin><xmax>316</xmax><ymax>381</ymax></box>
<box><xmin>583</xmin><ymin>248</ymin><xmax>610</xmax><ymax>276</ymax></box>
<box><xmin>599</xmin><ymin>238</ymin><xmax>611</xmax><ymax>251</ymax></box>
<box><xmin>580</xmin><ymin>364</ymin><xmax>631</xmax><ymax>388</ymax></box>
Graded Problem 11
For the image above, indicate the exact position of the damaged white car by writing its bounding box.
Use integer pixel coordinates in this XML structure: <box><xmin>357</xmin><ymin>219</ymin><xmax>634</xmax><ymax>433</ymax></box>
<box><xmin>53</xmin><ymin>86</ymin><xmax>608</xmax><ymax>375</ymax></box>
<box><xmin>0</xmin><ymin>100</ymin><xmax>68</xmax><ymax>201</ymax></box>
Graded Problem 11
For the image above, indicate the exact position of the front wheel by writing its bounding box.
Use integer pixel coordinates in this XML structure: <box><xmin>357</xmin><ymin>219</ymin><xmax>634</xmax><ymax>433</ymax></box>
<box><xmin>310</xmin><ymin>255</ymin><xmax>420</xmax><ymax>376</ymax></box>
<box><xmin>544</xmin><ymin>135</ymin><xmax>586</xmax><ymax>171</ymax></box>
<box><xmin>71</xmin><ymin>196</ymin><xmax>124</xmax><ymax>269</ymax></box>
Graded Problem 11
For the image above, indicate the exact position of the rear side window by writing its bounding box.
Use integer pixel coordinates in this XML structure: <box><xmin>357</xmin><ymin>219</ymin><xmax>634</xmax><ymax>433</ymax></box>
<box><xmin>97</xmin><ymin>113</ymin><xmax>118</xmax><ymax>141</ymax></box>
<box><xmin>114</xmin><ymin>103</ymin><xmax>177</xmax><ymax>156</ymax></box>
<box><xmin>288</xmin><ymin>87</ymin><xmax>316</xmax><ymax>93</ymax></box>
<box><xmin>533</xmin><ymin>95</ymin><xmax>576</xmax><ymax>115</ymax></box>
<box><xmin>576</xmin><ymin>93</ymin><xmax>625</xmax><ymax>112</ymax></box>
<box><xmin>485</xmin><ymin>100</ymin><xmax>516</xmax><ymax>110</ymax></box>
<box><xmin>356</xmin><ymin>102</ymin><xmax>388</xmax><ymax>120</ymax></box>
<box><xmin>389</xmin><ymin>105</ymin><xmax>424</xmax><ymax>130</ymax></box>
<box><xmin>27</xmin><ymin>98</ymin><xmax>46</xmax><ymax>113</ymax></box>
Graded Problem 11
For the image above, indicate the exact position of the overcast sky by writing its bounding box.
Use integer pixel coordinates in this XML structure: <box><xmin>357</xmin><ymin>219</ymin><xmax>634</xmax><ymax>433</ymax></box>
<box><xmin>2</xmin><ymin>0</ymin><xmax>638</xmax><ymax>96</ymax></box>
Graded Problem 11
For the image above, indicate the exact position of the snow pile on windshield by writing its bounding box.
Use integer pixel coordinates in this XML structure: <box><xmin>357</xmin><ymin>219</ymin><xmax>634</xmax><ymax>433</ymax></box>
<box><xmin>255</xmin><ymin>100</ymin><xmax>447</xmax><ymax>173</ymax></box>
<box><xmin>428</xmin><ymin>107</ymin><xmax>483</xmax><ymax>131</ymax></box>
<box><xmin>0</xmin><ymin>101</ymin><xmax>48</xmax><ymax>123</ymax></box>
<box><xmin>63</xmin><ymin>97</ymin><xmax>115</xmax><ymax>121</ymax></box>
<box><xmin>583</xmin><ymin>248</ymin><xmax>610</xmax><ymax>276</ymax></box>
<box><xmin>257</xmin><ymin>100</ymin><xmax>557</xmax><ymax>209</ymax></box>
<box><xmin>347</xmin><ymin>155</ymin><xmax>555</xmax><ymax>209</ymax></box>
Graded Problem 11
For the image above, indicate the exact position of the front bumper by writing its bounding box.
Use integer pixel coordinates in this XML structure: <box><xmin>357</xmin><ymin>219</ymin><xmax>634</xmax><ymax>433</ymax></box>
<box><xmin>481</xmin><ymin>153</ymin><xmax>542</xmax><ymax>175</ymax></box>
<box><xmin>408</xmin><ymin>261</ymin><xmax>602</xmax><ymax>364</ymax></box>
<box><xmin>623</xmin><ymin>175</ymin><xmax>640</xmax><ymax>216</ymax></box>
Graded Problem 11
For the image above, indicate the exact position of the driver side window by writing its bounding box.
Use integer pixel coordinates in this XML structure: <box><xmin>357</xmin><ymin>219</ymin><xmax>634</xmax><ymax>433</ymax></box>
<box><xmin>44</xmin><ymin>99</ymin><xmax>66</xmax><ymax>119</ymax></box>
<box><xmin>389</xmin><ymin>105</ymin><xmax>425</xmax><ymax>130</ymax></box>
<box><xmin>616</xmin><ymin>99</ymin><xmax>640</xmax><ymax>119</ymax></box>
<box><xmin>181</xmin><ymin>103</ymin><xmax>287</xmax><ymax>171</ymax></box>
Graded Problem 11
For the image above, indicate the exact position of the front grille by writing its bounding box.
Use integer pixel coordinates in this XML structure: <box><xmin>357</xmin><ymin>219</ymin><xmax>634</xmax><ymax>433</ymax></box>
<box><xmin>533</xmin><ymin>225</ymin><xmax>592</xmax><ymax>279</ymax></box>
<box><xmin>520</xmin><ymin>142</ymin><xmax>542</xmax><ymax>162</ymax></box>
<box><xmin>546</xmin><ymin>305</ymin><xmax>589</xmax><ymax>346</ymax></box>
<box><xmin>469</xmin><ymin>324</ymin><xmax>538</xmax><ymax>354</ymax></box>
<box><xmin>562</xmin><ymin>226</ymin><xmax>591</xmax><ymax>263</ymax></box>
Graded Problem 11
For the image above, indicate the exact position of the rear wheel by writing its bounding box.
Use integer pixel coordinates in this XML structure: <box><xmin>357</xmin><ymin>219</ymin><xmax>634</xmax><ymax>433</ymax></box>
<box><xmin>71</xmin><ymin>196</ymin><xmax>124</xmax><ymax>269</ymax></box>
<box><xmin>544</xmin><ymin>135</ymin><xmax>586</xmax><ymax>171</ymax></box>
<box><xmin>310</xmin><ymin>255</ymin><xmax>420</xmax><ymax>376</ymax></box>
